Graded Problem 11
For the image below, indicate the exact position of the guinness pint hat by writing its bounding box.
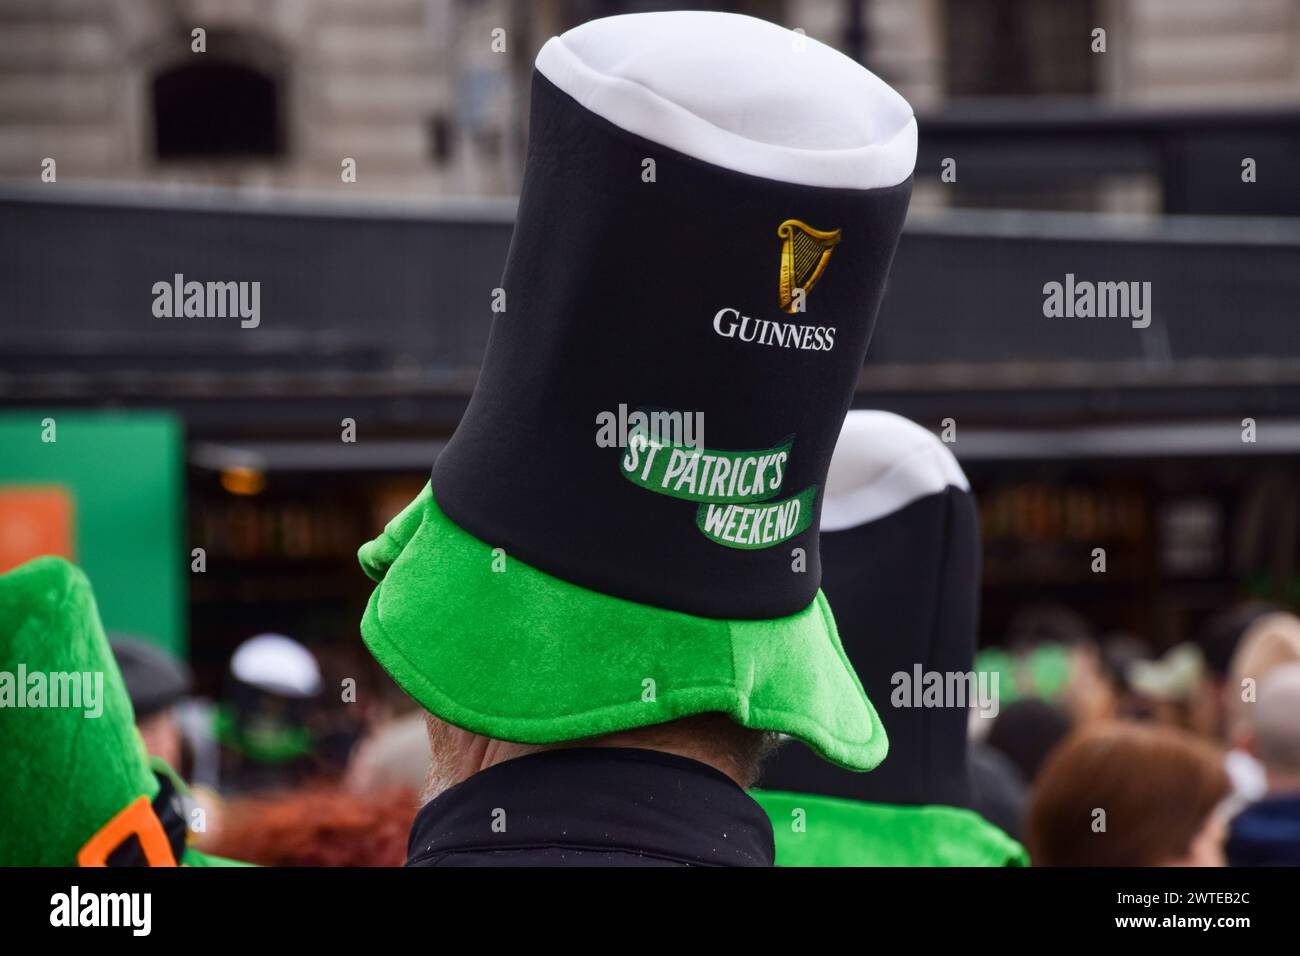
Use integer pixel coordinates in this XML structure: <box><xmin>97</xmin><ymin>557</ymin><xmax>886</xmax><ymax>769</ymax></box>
<box><xmin>358</xmin><ymin>12</ymin><xmax>916</xmax><ymax>770</ymax></box>
<box><xmin>754</xmin><ymin>412</ymin><xmax>1026</xmax><ymax>864</ymax></box>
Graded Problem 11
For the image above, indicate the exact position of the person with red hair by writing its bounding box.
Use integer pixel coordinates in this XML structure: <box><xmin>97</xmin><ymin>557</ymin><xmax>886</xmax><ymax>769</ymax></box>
<box><xmin>1028</xmin><ymin>722</ymin><xmax>1231</xmax><ymax>867</ymax></box>
<box><xmin>209</xmin><ymin>784</ymin><xmax>416</xmax><ymax>867</ymax></box>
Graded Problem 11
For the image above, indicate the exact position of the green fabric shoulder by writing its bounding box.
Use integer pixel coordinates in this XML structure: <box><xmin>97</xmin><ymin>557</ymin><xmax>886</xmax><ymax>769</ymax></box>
<box><xmin>754</xmin><ymin>788</ymin><xmax>1028</xmax><ymax>867</ymax></box>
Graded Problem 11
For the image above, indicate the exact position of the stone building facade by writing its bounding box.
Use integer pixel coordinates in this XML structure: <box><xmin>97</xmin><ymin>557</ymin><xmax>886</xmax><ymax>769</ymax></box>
<box><xmin>1</xmin><ymin>0</ymin><xmax>1297</xmax><ymax>198</ymax></box>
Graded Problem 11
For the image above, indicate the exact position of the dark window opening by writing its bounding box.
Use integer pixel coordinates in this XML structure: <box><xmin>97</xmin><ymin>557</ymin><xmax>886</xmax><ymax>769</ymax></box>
<box><xmin>153</xmin><ymin>60</ymin><xmax>283</xmax><ymax>159</ymax></box>
<box><xmin>428</xmin><ymin>113</ymin><xmax>453</xmax><ymax>165</ymax></box>
<box><xmin>946</xmin><ymin>0</ymin><xmax>1098</xmax><ymax>97</ymax></box>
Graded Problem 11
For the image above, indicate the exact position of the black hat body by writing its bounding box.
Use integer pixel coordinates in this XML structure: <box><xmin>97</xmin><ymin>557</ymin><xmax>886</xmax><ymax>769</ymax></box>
<box><xmin>759</xmin><ymin>411</ymin><xmax>980</xmax><ymax>805</ymax></box>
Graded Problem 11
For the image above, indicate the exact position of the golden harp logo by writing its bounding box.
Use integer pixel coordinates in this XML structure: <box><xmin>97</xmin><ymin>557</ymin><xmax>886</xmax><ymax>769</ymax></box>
<box><xmin>777</xmin><ymin>219</ymin><xmax>841</xmax><ymax>314</ymax></box>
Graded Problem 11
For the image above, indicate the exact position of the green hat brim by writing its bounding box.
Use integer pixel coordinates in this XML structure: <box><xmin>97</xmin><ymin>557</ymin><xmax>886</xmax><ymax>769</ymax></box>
<box><xmin>754</xmin><ymin>789</ymin><xmax>1029</xmax><ymax>866</ymax></box>
<box><xmin>358</xmin><ymin>484</ymin><xmax>886</xmax><ymax>771</ymax></box>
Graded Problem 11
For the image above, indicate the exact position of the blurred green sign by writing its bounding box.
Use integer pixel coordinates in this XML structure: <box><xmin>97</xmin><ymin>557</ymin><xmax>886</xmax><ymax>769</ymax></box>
<box><xmin>0</xmin><ymin>411</ymin><xmax>185</xmax><ymax>656</ymax></box>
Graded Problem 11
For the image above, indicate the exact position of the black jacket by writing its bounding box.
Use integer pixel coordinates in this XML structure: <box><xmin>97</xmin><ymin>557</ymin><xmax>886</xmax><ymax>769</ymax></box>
<box><xmin>406</xmin><ymin>747</ymin><xmax>775</xmax><ymax>867</ymax></box>
<box><xmin>1227</xmin><ymin>794</ymin><xmax>1300</xmax><ymax>867</ymax></box>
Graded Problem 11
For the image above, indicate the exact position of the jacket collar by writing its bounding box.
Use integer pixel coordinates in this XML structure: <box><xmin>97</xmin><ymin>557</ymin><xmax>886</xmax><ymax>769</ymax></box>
<box><xmin>407</xmin><ymin>747</ymin><xmax>774</xmax><ymax>867</ymax></box>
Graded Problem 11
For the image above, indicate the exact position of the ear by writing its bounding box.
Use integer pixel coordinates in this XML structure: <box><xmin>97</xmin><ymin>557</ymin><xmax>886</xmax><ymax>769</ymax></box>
<box><xmin>1233</xmin><ymin>725</ymin><xmax>1257</xmax><ymax>756</ymax></box>
<box><xmin>1237</xmin><ymin>728</ymin><xmax>1258</xmax><ymax>759</ymax></box>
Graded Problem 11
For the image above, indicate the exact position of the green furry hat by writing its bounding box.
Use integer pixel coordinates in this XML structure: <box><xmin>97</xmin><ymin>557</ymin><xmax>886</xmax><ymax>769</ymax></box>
<box><xmin>0</xmin><ymin>557</ymin><xmax>241</xmax><ymax>867</ymax></box>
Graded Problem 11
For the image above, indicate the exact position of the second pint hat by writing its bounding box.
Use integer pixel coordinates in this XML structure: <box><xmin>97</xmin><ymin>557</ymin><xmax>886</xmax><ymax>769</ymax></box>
<box><xmin>358</xmin><ymin>11</ymin><xmax>916</xmax><ymax>770</ymax></box>
<box><xmin>761</xmin><ymin>411</ymin><xmax>980</xmax><ymax>803</ymax></box>
<box><xmin>754</xmin><ymin>412</ymin><xmax>1025</xmax><ymax>866</ymax></box>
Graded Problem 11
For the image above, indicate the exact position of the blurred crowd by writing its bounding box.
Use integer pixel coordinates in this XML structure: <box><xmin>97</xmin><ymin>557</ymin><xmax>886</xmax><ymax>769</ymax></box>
<box><xmin>974</xmin><ymin>602</ymin><xmax>1300</xmax><ymax>866</ymax></box>
<box><xmin>112</xmin><ymin>631</ymin><xmax>425</xmax><ymax>867</ymax></box>
<box><xmin>113</xmin><ymin>598</ymin><xmax>1300</xmax><ymax>867</ymax></box>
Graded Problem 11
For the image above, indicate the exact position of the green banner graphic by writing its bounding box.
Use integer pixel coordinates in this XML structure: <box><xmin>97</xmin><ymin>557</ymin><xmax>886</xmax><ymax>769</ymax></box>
<box><xmin>619</xmin><ymin>426</ymin><xmax>793</xmax><ymax>505</ymax></box>
<box><xmin>696</xmin><ymin>485</ymin><xmax>818</xmax><ymax>550</ymax></box>
<box><xmin>616</xmin><ymin>413</ymin><xmax>815</xmax><ymax>550</ymax></box>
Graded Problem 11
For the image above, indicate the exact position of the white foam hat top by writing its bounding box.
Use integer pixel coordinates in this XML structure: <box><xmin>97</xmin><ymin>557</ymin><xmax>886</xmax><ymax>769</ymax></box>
<box><xmin>820</xmin><ymin>411</ymin><xmax>970</xmax><ymax>532</ymax></box>
<box><xmin>230</xmin><ymin>632</ymin><xmax>323</xmax><ymax>698</ymax></box>
<box><xmin>535</xmin><ymin>11</ymin><xmax>916</xmax><ymax>191</ymax></box>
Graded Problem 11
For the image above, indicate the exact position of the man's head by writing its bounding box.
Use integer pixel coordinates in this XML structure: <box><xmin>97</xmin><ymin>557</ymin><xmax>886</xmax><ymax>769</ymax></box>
<box><xmin>1246</xmin><ymin>663</ymin><xmax>1300</xmax><ymax>793</ymax></box>
<box><xmin>110</xmin><ymin>635</ymin><xmax>192</xmax><ymax>769</ymax></box>
<box><xmin>1226</xmin><ymin>612</ymin><xmax>1300</xmax><ymax>746</ymax></box>
<box><xmin>421</xmin><ymin>712</ymin><xmax>782</xmax><ymax>805</ymax></box>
